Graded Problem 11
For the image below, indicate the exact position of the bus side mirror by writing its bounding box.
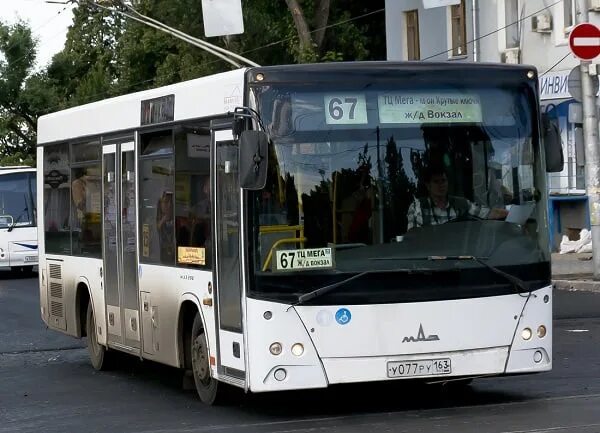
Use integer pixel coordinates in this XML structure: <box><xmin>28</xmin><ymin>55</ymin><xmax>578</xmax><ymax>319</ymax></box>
<box><xmin>542</xmin><ymin>114</ymin><xmax>564</xmax><ymax>173</ymax></box>
<box><xmin>239</xmin><ymin>131</ymin><xmax>269</xmax><ymax>190</ymax></box>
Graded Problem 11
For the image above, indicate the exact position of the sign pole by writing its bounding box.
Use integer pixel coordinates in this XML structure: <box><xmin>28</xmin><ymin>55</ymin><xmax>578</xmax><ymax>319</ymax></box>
<box><xmin>575</xmin><ymin>0</ymin><xmax>600</xmax><ymax>279</ymax></box>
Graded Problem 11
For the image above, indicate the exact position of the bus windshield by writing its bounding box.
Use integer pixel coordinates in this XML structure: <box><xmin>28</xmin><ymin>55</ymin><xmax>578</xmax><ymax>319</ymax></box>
<box><xmin>0</xmin><ymin>172</ymin><xmax>36</xmax><ymax>229</ymax></box>
<box><xmin>248</xmin><ymin>75</ymin><xmax>550</xmax><ymax>304</ymax></box>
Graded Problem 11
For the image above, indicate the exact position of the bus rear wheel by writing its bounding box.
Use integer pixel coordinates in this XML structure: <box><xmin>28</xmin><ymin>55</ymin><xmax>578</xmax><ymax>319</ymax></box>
<box><xmin>86</xmin><ymin>302</ymin><xmax>112</xmax><ymax>371</ymax></box>
<box><xmin>191</xmin><ymin>313</ymin><xmax>224</xmax><ymax>405</ymax></box>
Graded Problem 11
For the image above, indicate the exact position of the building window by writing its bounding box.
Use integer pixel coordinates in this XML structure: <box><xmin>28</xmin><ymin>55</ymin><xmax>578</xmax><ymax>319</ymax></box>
<box><xmin>505</xmin><ymin>0</ymin><xmax>519</xmax><ymax>49</ymax></box>
<box><xmin>451</xmin><ymin>0</ymin><xmax>467</xmax><ymax>56</ymax></box>
<box><xmin>405</xmin><ymin>10</ymin><xmax>420</xmax><ymax>60</ymax></box>
<box><xmin>564</xmin><ymin>0</ymin><xmax>575</xmax><ymax>30</ymax></box>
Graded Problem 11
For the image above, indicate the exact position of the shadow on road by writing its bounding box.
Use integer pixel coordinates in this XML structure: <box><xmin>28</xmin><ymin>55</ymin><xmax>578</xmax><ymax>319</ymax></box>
<box><xmin>0</xmin><ymin>268</ymin><xmax>38</xmax><ymax>280</ymax></box>
<box><xmin>100</xmin><ymin>351</ymin><xmax>525</xmax><ymax>416</ymax></box>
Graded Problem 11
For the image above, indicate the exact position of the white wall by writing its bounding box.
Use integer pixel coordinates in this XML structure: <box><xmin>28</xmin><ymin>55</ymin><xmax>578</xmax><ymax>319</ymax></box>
<box><xmin>385</xmin><ymin>0</ymin><xmax>600</xmax><ymax>71</ymax></box>
<box><xmin>386</xmin><ymin>0</ymin><xmax>474</xmax><ymax>62</ymax></box>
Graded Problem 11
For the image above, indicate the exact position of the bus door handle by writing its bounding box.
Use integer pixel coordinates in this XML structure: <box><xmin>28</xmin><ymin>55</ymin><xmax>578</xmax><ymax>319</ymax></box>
<box><xmin>151</xmin><ymin>306</ymin><xmax>158</xmax><ymax>328</ymax></box>
<box><xmin>203</xmin><ymin>298</ymin><xmax>213</xmax><ymax>307</ymax></box>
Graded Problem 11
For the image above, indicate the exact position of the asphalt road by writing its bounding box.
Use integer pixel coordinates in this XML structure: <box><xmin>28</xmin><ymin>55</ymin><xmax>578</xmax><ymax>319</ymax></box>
<box><xmin>1</xmin><ymin>271</ymin><xmax>600</xmax><ymax>433</ymax></box>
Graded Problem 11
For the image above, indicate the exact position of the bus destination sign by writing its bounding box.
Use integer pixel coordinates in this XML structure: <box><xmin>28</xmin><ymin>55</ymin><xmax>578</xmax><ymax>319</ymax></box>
<box><xmin>275</xmin><ymin>247</ymin><xmax>334</xmax><ymax>271</ymax></box>
<box><xmin>141</xmin><ymin>94</ymin><xmax>175</xmax><ymax>126</ymax></box>
<box><xmin>378</xmin><ymin>92</ymin><xmax>482</xmax><ymax>124</ymax></box>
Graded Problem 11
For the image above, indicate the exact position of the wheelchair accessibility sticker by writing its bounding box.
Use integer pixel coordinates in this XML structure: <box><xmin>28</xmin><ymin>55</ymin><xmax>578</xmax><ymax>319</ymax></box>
<box><xmin>335</xmin><ymin>308</ymin><xmax>351</xmax><ymax>325</ymax></box>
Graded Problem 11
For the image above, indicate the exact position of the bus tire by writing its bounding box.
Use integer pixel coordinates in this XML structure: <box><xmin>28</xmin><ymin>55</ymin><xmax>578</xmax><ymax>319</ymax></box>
<box><xmin>86</xmin><ymin>302</ymin><xmax>111</xmax><ymax>371</ymax></box>
<box><xmin>191</xmin><ymin>313</ymin><xmax>224</xmax><ymax>405</ymax></box>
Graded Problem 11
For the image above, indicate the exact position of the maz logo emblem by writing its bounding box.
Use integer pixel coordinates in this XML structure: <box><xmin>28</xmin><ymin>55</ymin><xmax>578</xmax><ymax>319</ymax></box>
<box><xmin>402</xmin><ymin>324</ymin><xmax>440</xmax><ymax>343</ymax></box>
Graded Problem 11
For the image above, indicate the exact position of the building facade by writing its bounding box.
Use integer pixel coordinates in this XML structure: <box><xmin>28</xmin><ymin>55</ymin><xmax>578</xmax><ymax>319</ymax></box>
<box><xmin>385</xmin><ymin>0</ymin><xmax>600</xmax><ymax>250</ymax></box>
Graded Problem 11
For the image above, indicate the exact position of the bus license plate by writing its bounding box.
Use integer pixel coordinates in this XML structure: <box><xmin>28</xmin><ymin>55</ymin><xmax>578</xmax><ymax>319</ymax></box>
<box><xmin>387</xmin><ymin>358</ymin><xmax>451</xmax><ymax>378</ymax></box>
<box><xmin>24</xmin><ymin>256</ymin><xmax>37</xmax><ymax>262</ymax></box>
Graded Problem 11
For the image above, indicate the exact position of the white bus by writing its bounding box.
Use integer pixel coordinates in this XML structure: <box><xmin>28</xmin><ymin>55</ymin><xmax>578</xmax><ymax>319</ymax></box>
<box><xmin>37</xmin><ymin>62</ymin><xmax>562</xmax><ymax>404</ymax></box>
<box><xmin>0</xmin><ymin>166</ymin><xmax>37</xmax><ymax>274</ymax></box>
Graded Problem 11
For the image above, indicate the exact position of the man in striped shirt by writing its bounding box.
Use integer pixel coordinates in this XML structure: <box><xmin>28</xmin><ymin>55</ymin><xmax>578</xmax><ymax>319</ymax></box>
<box><xmin>407</xmin><ymin>167</ymin><xmax>508</xmax><ymax>231</ymax></box>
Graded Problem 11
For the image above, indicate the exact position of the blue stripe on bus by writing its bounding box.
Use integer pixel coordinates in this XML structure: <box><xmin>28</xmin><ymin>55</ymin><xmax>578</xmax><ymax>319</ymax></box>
<box><xmin>13</xmin><ymin>243</ymin><xmax>38</xmax><ymax>250</ymax></box>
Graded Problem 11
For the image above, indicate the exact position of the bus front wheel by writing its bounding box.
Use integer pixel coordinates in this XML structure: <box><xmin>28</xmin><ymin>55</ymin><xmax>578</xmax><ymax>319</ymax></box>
<box><xmin>191</xmin><ymin>313</ymin><xmax>224</xmax><ymax>405</ymax></box>
<box><xmin>86</xmin><ymin>302</ymin><xmax>111</xmax><ymax>371</ymax></box>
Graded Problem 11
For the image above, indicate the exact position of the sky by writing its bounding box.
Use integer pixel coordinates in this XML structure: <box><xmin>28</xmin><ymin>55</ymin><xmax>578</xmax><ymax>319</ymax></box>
<box><xmin>0</xmin><ymin>0</ymin><xmax>75</xmax><ymax>69</ymax></box>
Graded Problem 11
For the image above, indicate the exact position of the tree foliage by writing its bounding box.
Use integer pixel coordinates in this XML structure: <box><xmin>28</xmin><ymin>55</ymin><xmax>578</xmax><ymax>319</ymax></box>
<box><xmin>0</xmin><ymin>21</ymin><xmax>39</xmax><ymax>166</ymax></box>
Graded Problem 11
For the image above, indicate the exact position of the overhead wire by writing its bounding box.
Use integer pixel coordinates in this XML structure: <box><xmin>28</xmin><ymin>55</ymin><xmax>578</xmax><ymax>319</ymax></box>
<box><xmin>88</xmin><ymin>1</ymin><xmax>244</xmax><ymax>68</ymax></box>
<box><xmin>118</xmin><ymin>0</ymin><xmax>259</xmax><ymax>67</ymax></box>
<box><xmin>540</xmin><ymin>52</ymin><xmax>572</xmax><ymax>76</ymax></box>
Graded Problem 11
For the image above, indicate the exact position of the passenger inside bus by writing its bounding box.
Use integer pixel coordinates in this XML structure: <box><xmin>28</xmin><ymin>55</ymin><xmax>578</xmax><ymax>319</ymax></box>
<box><xmin>156</xmin><ymin>191</ymin><xmax>175</xmax><ymax>262</ymax></box>
<box><xmin>406</xmin><ymin>165</ymin><xmax>508</xmax><ymax>231</ymax></box>
<box><xmin>189</xmin><ymin>176</ymin><xmax>211</xmax><ymax>248</ymax></box>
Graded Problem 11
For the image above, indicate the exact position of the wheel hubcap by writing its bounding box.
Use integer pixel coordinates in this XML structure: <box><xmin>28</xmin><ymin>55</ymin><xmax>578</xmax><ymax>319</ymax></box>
<box><xmin>89</xmin><ymin>313</ymin><xmax>99</xmax><ymax>357</ymax></box>
<box><xmin>192</xmin><ymin>333</ymin><xmax>211</xmax><ymax>385</ymax></box>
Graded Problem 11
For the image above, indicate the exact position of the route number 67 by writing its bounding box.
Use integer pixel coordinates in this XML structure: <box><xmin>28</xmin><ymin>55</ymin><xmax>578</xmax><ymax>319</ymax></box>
<box><xmin>324</xmin><ymin>94</ymin><xmax>368</xmax><ymax>125</ymax></box>
<box><xmin>278</xmin><ymin>251</ymin><xmax>296</xmax><ymax>270</ymax></box>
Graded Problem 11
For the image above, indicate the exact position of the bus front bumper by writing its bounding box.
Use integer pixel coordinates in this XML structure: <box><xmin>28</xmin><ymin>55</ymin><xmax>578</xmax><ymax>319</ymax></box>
<box><xmin>246</xmin><ymin>286</ymin><xmax>552</xmax><ymax>392</ymax></box>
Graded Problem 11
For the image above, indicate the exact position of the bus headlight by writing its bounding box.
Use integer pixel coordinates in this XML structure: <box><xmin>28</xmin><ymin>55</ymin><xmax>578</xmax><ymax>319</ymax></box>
<box><xmin>291</xmin><ymin>343</ymin><xmax>304</xmax><ymax>356</ymax></box>
<box><xmin>537</xmin><ymin>325</ymin><xmax>547</xmax><ymax>338</ymax></box>
<box><xmin>521</xmin><ymin>328</ymin><xmax>532</xmax><ymax>340</ymax></box>
<box><xmin>269</xmin><ymin>342</ymin><xmax>283</xmax><ymax>356</ymax></box>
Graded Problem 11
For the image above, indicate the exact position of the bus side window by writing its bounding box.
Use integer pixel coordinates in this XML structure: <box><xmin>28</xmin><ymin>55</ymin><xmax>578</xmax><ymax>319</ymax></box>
<box><xmin>139</xmin><ymin>130</ymin><xmax>175</xmax><ymax>266</ymax></box>
<box><xmin>175</xmin><ymin>125</ymin><xmax>212</xmax><ymax>268</ymax></box>
<box><xmin>71</xmin><ymin>141</ymin><xmax>102</xmax><ymax>258</ymax></box>
<box><xmin>44</xmin><ymin>143</ymin><xmax>71</xmax><ymax>255</ymax></box>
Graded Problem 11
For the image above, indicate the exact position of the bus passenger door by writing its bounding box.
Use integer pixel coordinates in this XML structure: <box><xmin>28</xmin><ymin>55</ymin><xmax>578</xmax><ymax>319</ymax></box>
<box><xmin>213</xmin><ymin>125</ymin><xmax>246</xmax><ymax>385</ymax></box>
<box><xmin>102</xmin><ymin>142</ymin><xmax>140</xmax><ymax>352</ymax></box>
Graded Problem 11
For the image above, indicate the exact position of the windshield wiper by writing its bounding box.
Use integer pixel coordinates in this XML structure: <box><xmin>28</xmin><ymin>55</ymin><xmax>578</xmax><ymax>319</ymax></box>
<box><xmin>292</xmin><ymin>268</ymin><xmax>437</xmax><ymax>307</ymax></box>
<box><xmin>8</xmin><ymin>207</ymin><xmax>30</xmax><ymax>232</ymax></box>
<box><xmin>371</xmin><ymin>255</ymin><xmax>531</xmax><ymax>295</ymax></box>
<box><xmin>428</xmin><ymin>255</ymin><xmax>531</xmax><ymax>295</ymax></box>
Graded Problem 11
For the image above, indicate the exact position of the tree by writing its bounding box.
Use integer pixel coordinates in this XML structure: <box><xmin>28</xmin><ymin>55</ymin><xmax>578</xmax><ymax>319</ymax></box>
<box><xmin>46</xmin><ymin>3</ymin><xmax>125</xmax><ymax>107</ymax></box>
<box><xmin>284</xmin><ymin>0</ymin><xmax>385</xmax><ymax>62</ymax></box>
<box><xmin>114</xmin><ymin>0</ymin><xmax>386</xmax><ymax>91</ymax></box>
<box><xmin>0</xmin><ymin>21</ymin><xmax>41</xmax><ymax>166</ymax></box>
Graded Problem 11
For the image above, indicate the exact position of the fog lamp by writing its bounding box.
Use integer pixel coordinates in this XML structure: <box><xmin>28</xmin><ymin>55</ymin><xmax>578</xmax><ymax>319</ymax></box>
<box><xmin>269</xmin><ymin>342</ymin><xmax>282</xmax><ymax>356</ymax></box>
<box><xmin>521</xmin><ymin>328</ymin><xmax>532</xmax><ymax>340</ymax></box>
<box><xmin>291</xmin><ymin>343</ymin><xmax>304</xmax><ymax>356</ymax></box>
<box><xmin>274</xmin><ymin>368</ymin><xmax>287</xmax><ymax>381</ymax></box>
<box><xmin>537</xmin><ymin>325</ymin><xmax>547</xmax><ymax>338</ymax></box>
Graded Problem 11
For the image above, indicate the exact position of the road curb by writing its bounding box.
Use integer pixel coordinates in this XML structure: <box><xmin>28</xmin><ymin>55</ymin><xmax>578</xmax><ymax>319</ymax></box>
<box><xmin>553</xmin><ymin>279</ymin><xmax>600</xmax><ymax>293</ymax></box>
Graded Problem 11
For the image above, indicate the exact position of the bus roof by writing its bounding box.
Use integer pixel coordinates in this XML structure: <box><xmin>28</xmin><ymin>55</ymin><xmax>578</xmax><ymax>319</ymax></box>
<box><xmin>37</xmin><ymin>61</ymin><xmax>538</xmax><ymax>146</ymax></box>
<box><xmin>37</xmin><ymin>68</ymin><xmax>247</xmax><ymax>145</ymax></box>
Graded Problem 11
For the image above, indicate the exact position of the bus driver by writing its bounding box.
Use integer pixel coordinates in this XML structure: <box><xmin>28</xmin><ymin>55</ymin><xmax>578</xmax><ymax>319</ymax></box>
<box><xmin>406</xmin><ymin>166</ymin><xmax>508</xmax><ymax>231</ymax></box>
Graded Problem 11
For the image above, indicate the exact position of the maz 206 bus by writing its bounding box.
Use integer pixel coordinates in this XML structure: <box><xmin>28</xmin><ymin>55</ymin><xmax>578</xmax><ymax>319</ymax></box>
<box><xmin>0</xmin><ymin>166</ymin><xmax>37</xmax><ymax>274</ymax></box>
<box><xmin>37</xmin><ymin>62</ymin><xmax>562</xmax><ymax>405</ymax></box>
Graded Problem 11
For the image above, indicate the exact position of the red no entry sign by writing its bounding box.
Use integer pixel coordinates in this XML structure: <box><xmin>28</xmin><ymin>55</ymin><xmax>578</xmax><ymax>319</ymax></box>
<box><xmin>569</xmin><ymin>23</ymin><xmax>600</xmax><ymax>60</ymax></box>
